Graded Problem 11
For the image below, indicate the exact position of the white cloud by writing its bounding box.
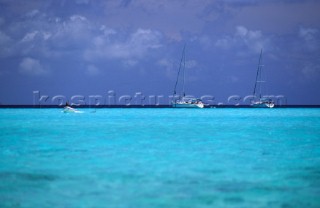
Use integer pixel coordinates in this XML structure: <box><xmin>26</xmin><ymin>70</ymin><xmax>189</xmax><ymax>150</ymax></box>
<box><xmin>299</xmin><ymin>27</ymin><xmax>319</xmax><ymax>51</ymax></box>
<box><xmin>299</xmin><ymin>27</ymin><xmax>317</xmax><ymax>41</ymax></box>
<box><xmin>157</xmin><ymin>58</ymin><xmax>176</xmax><ymax>79</ymax></box>
<box><xmin>19</xmin><ymin>57</ymin><xmax>48</xmax><ymax>75</ymax></box>
<box><xmin>70</xmin><ymin>15</ymin><xmax>87</xmax><ymax>22</ymax></box>
<box><xmin>248</xmin><ymin>30</ymin><xmax>262</xmax><ymax>39</ymax></box>
<box><xmin>157</xmin><ymin>58</ymin><xmax>172</xmax><ymax>68</ymax></box>
<box><xmin>235</xmin><ymin>26</ymin><xmax>265</xmax><ymax>52</ymax></box>
<box><xmin>215</xmin><ymin>25</ymin><xmax>269</xmax><ymax>54</ymax></box>
<box><xmin>9</xmin><ymin>13</ymin><xmax>95</xmax><ymax>58</ymax></box>
<box><xmin>236</xmin><ymin>26</ymin><xmax>248</xmax><ymax>37</ymax></box>
<box><xmin>85</xmin><ymin>28</ymin><xmax>162</xmax><ymax>62</ymax></box>
<box><xmin>126</xmin><ymin>29</ymin><xmax>162</xmax><ymax>57</ymax></box>
<box><xmin>26</xmin><ymin>10</ymin><xmax>40</xmax><ymax>17</ymax></box>
<box><xmin>21</xmin><ymin>30</ymin><xmax>52</xmax><ymax>42</ymax></box>
<box><xmin>100</xmin><ymin>0</ymin><xmax>211</xmax><ymax>41</ymax></box>
<box><xmin>157</xmin><ymin>58</ymin><xmax>199</xmax><ymax>80</ymax></box>
<box><xmin>130</xmin><ymin>29</ymin><xmax>162</xmax><ymax>49</ymax></box>
<box><xmin>185</xmin><ymin>60</ymin><xmax>198</xmax><ymax>69</ymax></box>
<box><xmin>51</xmin><ymin>14</ymin><xmax>91</xmax><ymax>42</ymax></box>
<box><xmin>21</xmin><ymin>31</ymin><xmax>39</xmax><ymax>42</ymax></box>
<box><xmin>100</xmin><ymin>25</ymin><xmax>117</xmax><ymax>36</ymax></box>
<box><xmin>42</xmin><ymin>32</ymin><xmax>52</xmax><ymax>40</ymax></box>
<box><xmin>86</xmin><ymin>64</ymin><xmax>100</xmax><ymax>75</ymax></box>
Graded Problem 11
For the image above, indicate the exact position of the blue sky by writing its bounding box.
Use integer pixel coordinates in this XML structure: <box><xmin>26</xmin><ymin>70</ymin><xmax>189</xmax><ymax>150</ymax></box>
<box><xmin>0</xmin><ymin>0</ymin><xmax>319</xmax><ymax>105</ymax></box>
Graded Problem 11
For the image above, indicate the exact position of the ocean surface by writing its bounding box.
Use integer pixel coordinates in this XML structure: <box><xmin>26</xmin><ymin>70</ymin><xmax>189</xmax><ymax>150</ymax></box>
<box><xmin>0</xmin><ymin>108</ymin><xmax>319</xmax><ymax>208</ymax></box>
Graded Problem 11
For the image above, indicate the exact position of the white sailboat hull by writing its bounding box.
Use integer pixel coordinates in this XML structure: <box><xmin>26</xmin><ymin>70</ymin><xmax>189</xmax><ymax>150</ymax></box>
<box><xmin>251</xmin><ymin>102</ymin><xmax>274</xmax><ymax>108</ymax></box>
<box><xmin>172</xmin><ymin>102</ymin><xmax>204</xmax><ymax>108</ymax></box>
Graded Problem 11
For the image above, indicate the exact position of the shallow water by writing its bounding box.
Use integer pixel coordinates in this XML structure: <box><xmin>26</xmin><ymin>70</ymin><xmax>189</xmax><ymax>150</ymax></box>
<box><xmin>0</xmin><ymin>108</ymin><xmax>320</xmax><ymax>207</ymax></box>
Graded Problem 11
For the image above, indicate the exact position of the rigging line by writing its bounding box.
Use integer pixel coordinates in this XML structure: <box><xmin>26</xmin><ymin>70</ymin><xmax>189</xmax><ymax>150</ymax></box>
<box><xmin>182</xmin><ymin>45</ymin><xmax>186</xmax><ymax>97</ymax></box>
<box><xmin>259</xmin><ymin>51</ymin><xmax>263</xmax><ymax>98</ymax></box>
<box><xmin>253</xmin><ymin>49</ymin><xmax>263</xmax><ymax>98</ymax></box>
<box><xmin>264</xmin><ymin>55</ymin><xmax>269</xmax><ymax>99</ymax></box>
<box><xmin>172</xmin><ymin>44</ymin><xmax>186</xmax><ymax>98</ymax></box>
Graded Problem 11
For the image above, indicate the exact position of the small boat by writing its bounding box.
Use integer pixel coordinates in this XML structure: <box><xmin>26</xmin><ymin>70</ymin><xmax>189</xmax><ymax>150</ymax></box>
<box><xmin>251</xmin><ymin>49</ymin><xmax>274</xmax><ymax>108</ymax></box>
<box><xmin>172</xmin><ymin>45</ymin><xmax>204</xmax><ymax>108</ymax></box>
<box><xmin>63</xmin><ymin>106</ymin><xmax>81</xmax><ymax>113</ymax></box>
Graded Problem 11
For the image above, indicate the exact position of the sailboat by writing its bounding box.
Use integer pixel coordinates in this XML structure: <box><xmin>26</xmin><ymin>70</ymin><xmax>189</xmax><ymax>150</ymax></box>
<box><xmin>172</xmin><ymin>45</ymin><xmax>204</xmax><ymax>108</ymax></box>
<box><xmin>251</xmin><ymin>49</ymin><xmax>275</xmax><ymax>108</ymax></box>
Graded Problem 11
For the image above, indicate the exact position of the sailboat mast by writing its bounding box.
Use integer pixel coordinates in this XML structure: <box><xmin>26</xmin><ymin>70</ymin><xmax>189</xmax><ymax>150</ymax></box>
<box><xmin>182</xmin><ymin>45</ymin><xmax>186</xmax><ymax>97</ymax></box>
<box><xmin>253</xmin><ymin>49</ymin><xmax>263</xmax><ymax>98</ymax></box>
<box><xmin>258</xmin><ymin>50</ymin><xmax>263</xmax><ymax>98</ymax></box>
<box><xmin>172</xmin><ymin>44</ymin><xmax>186</xmax><ymax>98</ymax></box>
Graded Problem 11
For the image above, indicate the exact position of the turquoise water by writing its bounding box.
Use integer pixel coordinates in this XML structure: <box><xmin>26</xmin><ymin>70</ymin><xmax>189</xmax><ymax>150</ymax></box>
<box><xmin>0</xmin><ymin>108</ymin><xmax>320</xmax><ymax>207</ymax></box>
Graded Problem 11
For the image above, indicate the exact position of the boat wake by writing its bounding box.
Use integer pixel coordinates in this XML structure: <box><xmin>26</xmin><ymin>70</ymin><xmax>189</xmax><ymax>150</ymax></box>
<box><xmin>62</xmin><ymin>106</ymin><xmax>83</xmax><ymax>113</ymax></box>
